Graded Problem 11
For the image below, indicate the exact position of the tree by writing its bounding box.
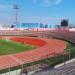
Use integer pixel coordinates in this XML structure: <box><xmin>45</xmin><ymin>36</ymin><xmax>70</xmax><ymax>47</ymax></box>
<box><xmin>61</xmin><ymin>19</ymin><xmax>68</xmax><ymax>27</ymax></box>
<box><xmin>55</xmin><ymin>25</ymin><xmax>60</xmax><ymax>28</ymax></box>
<box><xmin>45</xmin><ymin>24</ymin><xmax>48</xmax><ymax>28</ymax></box>
<box><xmin>40</xmin><ymin>23</ymin><xmax>44</xmax><ymax>28</ymax></box>
<box><xmin>11</xmin><ymin>24</ymin><xmax>15</xmax><ymax>28</ymax></box>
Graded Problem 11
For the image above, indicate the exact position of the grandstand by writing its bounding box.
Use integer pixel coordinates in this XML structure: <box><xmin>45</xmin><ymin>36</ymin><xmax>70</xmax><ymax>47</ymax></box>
<box><xmin>0</xmin><ymin>28</ymin><xmax>75</xmax><ymax>75</ymax></box>
<box><xmin>31</xmin><ymin>59</ymin><xmax>75</xmax><ymax>75</ymax></box>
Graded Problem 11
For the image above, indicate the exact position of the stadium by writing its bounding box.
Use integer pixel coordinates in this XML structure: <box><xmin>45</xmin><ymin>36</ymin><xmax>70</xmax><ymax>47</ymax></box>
<box><xmin>0</xmin><ymin>0</ymin><xmax>75</xmax><ymax>75</ymax></box>
<box><xmin>0</xmin><ymin>28</ymin><xmax>75</xmax><ymax>75</ymax></box>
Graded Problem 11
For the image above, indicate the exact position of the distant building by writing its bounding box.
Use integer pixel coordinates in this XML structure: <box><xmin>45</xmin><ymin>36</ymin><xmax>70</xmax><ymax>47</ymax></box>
<box><xmin>40</xmin><ymin>23</ymin><xmax>44</xmax><ymax>28</ymax></box>
<box><xmin>0</xmin><ymin>24</ymin><xmax>12</xmax><ymax>28</ymax></box>
<box><xmin>17</xmin><ymin>23</ymin><xmax>44</xmax><ymax>28</ymax></box>
<box><xmin>68</xmin><ymin>24</ymin><xmax>75</xmax><ymax>28</ymax></box>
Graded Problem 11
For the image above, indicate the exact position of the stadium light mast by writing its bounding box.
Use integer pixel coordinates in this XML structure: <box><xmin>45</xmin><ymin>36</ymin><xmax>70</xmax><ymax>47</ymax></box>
<box><xmin>13</xmin><ymin>4</ymin><xmax>19</xmax><ymax>27</ymax></box>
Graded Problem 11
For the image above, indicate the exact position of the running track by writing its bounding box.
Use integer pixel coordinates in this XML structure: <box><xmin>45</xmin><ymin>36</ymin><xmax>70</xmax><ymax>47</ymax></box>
<box><xmin>0</xmin><ymin>37</ymin><xmax>66</xmax><ymax>70</ymax></box>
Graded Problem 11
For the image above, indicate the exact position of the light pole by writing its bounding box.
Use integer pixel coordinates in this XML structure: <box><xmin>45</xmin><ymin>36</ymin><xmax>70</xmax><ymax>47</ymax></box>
<box><xmin>68</xmin><ymin>49</ymin><xmax>71</xmax><ymax>60</ymax></box>
<box><xmin>63</xmin><ymin>51</ymin><xmax>65</xmax><ymax>65</ymax></box>
<box><xmin>13</xmin><ymin>4</ymin><xmax>19</xmax><ymax>28</ymax></box>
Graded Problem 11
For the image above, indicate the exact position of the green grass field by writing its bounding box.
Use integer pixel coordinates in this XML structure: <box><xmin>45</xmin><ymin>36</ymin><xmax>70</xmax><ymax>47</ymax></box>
<box><xmin>0</xmin><ymin>39</ymin><xmax>36</xmax><ymax>55</ymax></box>
<box><xmin>65</xmin><ymin>42</ymin><xmax>75</xmax><ymax>52</ymax></box>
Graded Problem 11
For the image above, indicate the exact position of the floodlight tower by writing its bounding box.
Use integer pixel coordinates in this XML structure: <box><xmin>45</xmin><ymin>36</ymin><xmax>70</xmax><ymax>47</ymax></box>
<box><xmin>13</xmin><ymin>4</ymin><xmax>19</xmax><ymax>27</ymax></box>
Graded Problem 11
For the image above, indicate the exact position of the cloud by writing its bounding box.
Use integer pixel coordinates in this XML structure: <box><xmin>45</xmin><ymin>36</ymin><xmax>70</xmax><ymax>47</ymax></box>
<box><xmin>44</xmin><ymin>0</ymin><xmax>62</xmax><ymax>5</ymax></box>
<box><xmin>33</xmin><ymin>0</ymin><xmax>63</xmax><ymax>6</ymax></box>
<box><xmin>55</xmin><ymin>0</ymin><xmax>63</xmax><ymax>4</ymax></box>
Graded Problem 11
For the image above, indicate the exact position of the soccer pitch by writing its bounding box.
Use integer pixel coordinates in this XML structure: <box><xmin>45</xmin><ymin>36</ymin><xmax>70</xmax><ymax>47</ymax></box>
<box><xmin>0</xmin><ymin>39</ymin><xmax>36</xmax><ymax>55</ymax></box>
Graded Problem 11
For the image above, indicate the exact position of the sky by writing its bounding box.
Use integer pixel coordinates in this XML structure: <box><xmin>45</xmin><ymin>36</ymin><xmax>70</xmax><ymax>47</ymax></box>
<box><xmin>0</xmin><ymin>0</ymin><xmax>75</xmax><ymax>25</ymax></box>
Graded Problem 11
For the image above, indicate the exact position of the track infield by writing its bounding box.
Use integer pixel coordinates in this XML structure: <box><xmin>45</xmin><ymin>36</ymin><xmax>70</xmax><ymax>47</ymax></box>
<box><xmin>0</xmin><ymin>37</ymin><xmax>66</xmax><ymax>70</ymax></box>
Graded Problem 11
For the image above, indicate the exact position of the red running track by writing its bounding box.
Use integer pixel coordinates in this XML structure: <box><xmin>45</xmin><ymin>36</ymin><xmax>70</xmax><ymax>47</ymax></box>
<box><xmin>0</xmin><ymin>37</ymin><xmax>66</xmax><ymax>69</ymax></box>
